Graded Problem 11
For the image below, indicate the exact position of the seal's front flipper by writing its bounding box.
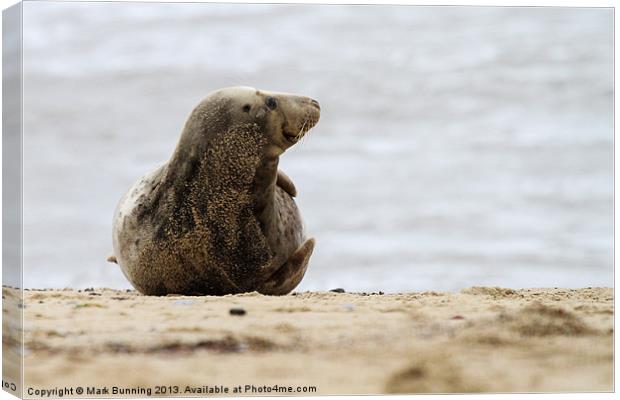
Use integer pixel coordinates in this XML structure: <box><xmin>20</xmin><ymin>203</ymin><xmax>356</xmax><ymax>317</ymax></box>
<box><xmin>259</xmin><ymin>238</ymin><xmax>315</xmax><ymax>295</ymax></box>
<box><xmin>107</xmin><ymin>254</ymin><xmax>118</xmax><ymax>264</ymax></box>
<box><xmin>277</xmin><ymin>170</ymin><xmax>297</xmax><ymax>197</ymax></box>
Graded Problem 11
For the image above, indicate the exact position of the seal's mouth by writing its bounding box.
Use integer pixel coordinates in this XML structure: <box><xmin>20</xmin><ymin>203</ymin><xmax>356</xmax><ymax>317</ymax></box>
<box><xmin>283</xmin><ymin>131</ymin><xmax>298</xmax><ymax>143</ymax></box>
<box><xmin>283</xmin><ymin>112</ymin><xmax>320</xmax><ymax>144</ymax></box>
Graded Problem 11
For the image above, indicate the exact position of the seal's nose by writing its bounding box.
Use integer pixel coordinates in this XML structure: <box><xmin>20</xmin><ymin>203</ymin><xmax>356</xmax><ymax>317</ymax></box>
<box><xmin>310</xmin><ymin>99</ymin><xmax>320</xmax><ymax>110</ymax></box>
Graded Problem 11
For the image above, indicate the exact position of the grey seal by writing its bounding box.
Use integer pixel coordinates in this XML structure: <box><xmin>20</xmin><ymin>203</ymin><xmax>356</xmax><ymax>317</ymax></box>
<box><xmin>109</xmin><ymin>86</ymin><xmax>320</xmax><ymax>296</ymax></box>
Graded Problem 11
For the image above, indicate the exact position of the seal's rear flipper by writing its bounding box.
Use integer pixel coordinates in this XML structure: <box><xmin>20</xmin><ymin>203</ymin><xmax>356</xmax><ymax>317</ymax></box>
<box><xmin>106</xmin><ymin>254</ymin><xmax>118</xmax><ymax>264</ymax></box>
<box><xmin>277</xmin><ymin>170</ymin><xmax>297</xmax><ymax>197</ymax></box>
<box><xmin>258</xmin><ymin>238</ymin><xmax>315</xmax><ymax>295</ymax></box>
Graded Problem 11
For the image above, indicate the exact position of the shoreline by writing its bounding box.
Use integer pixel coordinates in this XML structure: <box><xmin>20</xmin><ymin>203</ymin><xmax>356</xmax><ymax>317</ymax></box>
<box><xmin>3</xmin><ymin>286</ymin><xmax>613</xmax><ymax>396</ymax></box>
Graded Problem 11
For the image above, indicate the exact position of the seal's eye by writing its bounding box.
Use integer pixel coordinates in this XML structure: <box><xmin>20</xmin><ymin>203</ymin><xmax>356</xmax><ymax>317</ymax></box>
<box><xmin>266</xmin><ymin>97</ymin><xmax>278</xmax><ymax>110</ymax></box>
<box><xmin>242</xmin><ymin>104</ymin><xmax>251</xmax><ymax>113</ymax></box>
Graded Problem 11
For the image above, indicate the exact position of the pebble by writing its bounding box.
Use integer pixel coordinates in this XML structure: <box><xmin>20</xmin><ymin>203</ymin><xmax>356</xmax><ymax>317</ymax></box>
<box><xmin>330</xmin><ymin>288</ymin><xmax>346</xmax><ymax>293</ymax></box>
<box><xmin>172</xmin><ymin>300</ymin><xmax>195</xmax><ymax>306</ymax></box>
<box><xmin>229</xmin><ymin>308</ymin><xmax>246</xmax><ymax>316</ymax></box>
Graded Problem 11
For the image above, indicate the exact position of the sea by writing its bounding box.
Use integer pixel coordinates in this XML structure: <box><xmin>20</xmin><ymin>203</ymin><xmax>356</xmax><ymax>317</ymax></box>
<box><xmin>16</xmin><ymin>3</ymin><xmax>613</xmax><ymax>292</ymax></box>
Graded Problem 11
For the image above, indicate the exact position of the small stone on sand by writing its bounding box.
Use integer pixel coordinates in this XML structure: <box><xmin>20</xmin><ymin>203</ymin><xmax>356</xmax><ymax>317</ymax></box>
<box><xmin>229</xmin><ymin>308</ymin><xmax>246</xmax><ymax>316</ymax></box>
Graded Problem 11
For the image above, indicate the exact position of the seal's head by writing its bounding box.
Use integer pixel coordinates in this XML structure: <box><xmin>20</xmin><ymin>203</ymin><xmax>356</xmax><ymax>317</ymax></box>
<box><xmin>204</xmin><ymin>86</ymin><xmax>321</xmax><ymax>156</ymax></box>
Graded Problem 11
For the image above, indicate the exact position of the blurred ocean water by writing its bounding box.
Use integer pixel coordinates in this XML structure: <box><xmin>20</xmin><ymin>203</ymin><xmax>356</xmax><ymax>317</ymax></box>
<box><xmin>21</xmin><ymin>3</ymin><xmax>613</xmax><ymax>292</ymax></box>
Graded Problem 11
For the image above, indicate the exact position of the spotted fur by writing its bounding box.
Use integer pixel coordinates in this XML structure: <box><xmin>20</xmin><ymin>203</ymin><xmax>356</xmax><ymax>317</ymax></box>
<box><xmin>111</xmin><ymin>87</ymin><xmax>320</xmax><ymax>295</ymax></box>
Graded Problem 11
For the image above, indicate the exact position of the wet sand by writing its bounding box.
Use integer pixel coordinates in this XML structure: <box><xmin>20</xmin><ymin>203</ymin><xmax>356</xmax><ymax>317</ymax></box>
<box><xmin>4</xmin><ymin>286</ymin><xmax>613</xmax><ymax>396</ymax></box>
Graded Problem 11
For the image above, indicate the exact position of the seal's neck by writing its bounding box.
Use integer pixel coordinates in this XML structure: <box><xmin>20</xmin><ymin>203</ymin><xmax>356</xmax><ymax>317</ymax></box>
<box><xmin>161</xmin><ymin>125</ymin><xmax>279</xmax><ymax>236</ymax></box>
<box><xmin>252</xmin><ymin>154</ymin><xmax>279</xmax><ymax>228</ymax></box>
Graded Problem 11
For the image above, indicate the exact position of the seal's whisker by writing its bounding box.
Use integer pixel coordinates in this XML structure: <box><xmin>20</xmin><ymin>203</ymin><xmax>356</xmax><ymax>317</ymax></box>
<box><xmin>299</xmin><ymin>117</ymin><xmax>317</xmax><ymax>144</ymax></box>
<box><xmin>296</xmin><ymin>120</ymin><xmax>307</xmax><ymax>142</ymax></box>
<box><xmin>303</xmin><ymin>121</ymin><xmax>312</xmax><ymax>143</ymax></box>
<box><xmin>299</xmin><ymin>132</ymin><xmax>309</xmax><ymax>147</ymax></box>
<box><xmin>300</xmin><ymin>120</ymin><xmax>307</xmax><ymax>136</ymax></box>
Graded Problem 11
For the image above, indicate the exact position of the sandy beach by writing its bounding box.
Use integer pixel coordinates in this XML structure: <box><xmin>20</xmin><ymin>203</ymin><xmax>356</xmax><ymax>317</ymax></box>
<box><xmin>2</xmin><ymin>285</ymin><xmax>613</xmax><ymax>396</ymax></box>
